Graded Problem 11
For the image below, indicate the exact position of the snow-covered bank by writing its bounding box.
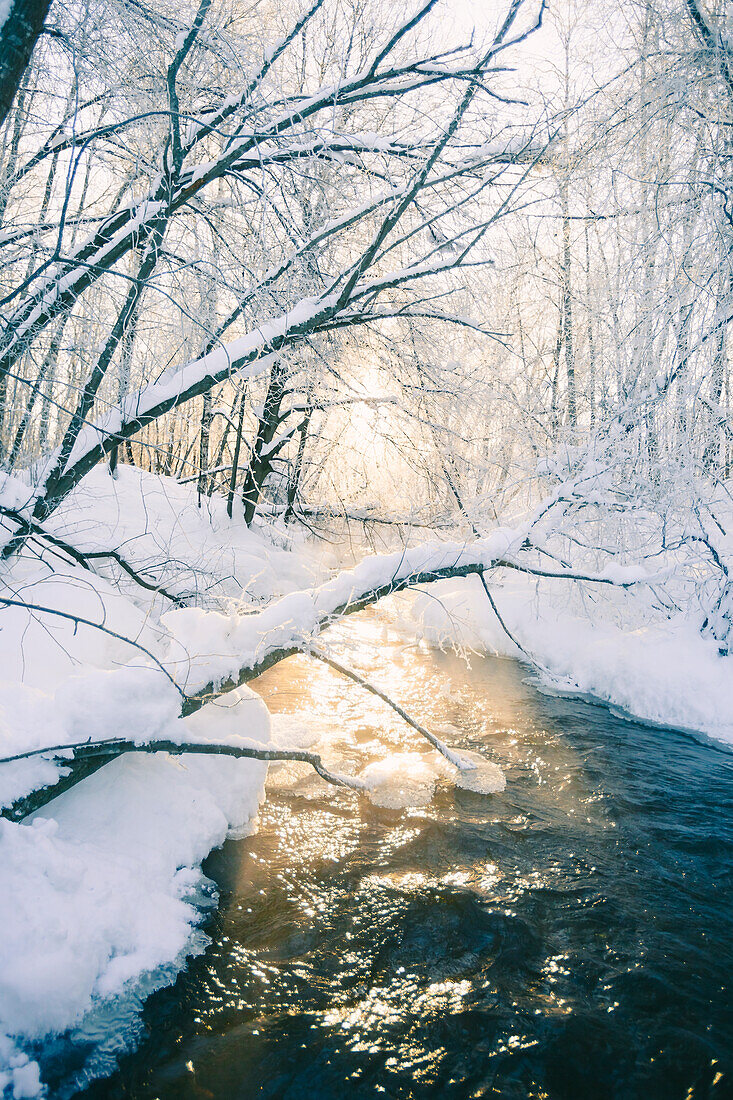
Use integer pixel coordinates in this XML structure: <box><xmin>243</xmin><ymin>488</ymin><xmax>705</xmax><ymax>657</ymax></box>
<box><xmin>0</xmin><ymin>740</ymin><xmax>267</xmax><ymax>1088</ymax></box>
<box><xmin>0</xmin><ymin>709</ymin><xmax>271</xmax><ymax>1097</ymax></box>
<box><xmin>2</xmin><ymin>463</ymin><xmax>733</xmax><ymax>1096</ymax></box>
<box><xmin>410</xmin><ymin>574</ymin><xmax>733</xmax><ymax>747</ymax></box>
<box><xmin>0</xmin><ymin>469</ymin><xmax>317</xmax><ymax>1097</ymax></box>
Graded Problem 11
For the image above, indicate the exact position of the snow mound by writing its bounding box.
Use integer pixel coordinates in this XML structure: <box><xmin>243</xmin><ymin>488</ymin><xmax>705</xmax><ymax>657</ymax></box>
<box><xmin>359</xmin><ymin>752</ymin><xmax>438</xmax><ymax>808</ymax></box>
<box><xmin>453</xmin><ymin>750</ymin><xmax>506</xmax><ymax>793</ymax></box>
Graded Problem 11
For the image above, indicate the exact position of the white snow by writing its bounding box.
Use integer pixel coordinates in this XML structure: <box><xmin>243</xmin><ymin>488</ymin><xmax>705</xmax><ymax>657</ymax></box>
<box><xmin>0</xmin><ymin>469</ymin><xmax>319</xmax><ymax>1095</ymax></box>
<box><xmin>359</xmin><ymin>752</ymin><xmax>438</xmax><ymax>808</ymax></box>
<box><xmin>0</xmin><ymin>473</ymin><xmax>34</xmax><ymax>514</ymax></box>
<box><xmin>453</xmin><ymin>750</ymin><xmax>506</xmax><ymax>793</ymax></box>
<box><xmin>357</xmin><ymin>744</ymin><xmax>505</xmax><ymax>807</ymax></box>
<box><xmin>411</xmin><ymin>573</ymin><xmax>733</xmax><ymax>746</ymax></box>
<box><xmin>0</xmin><ymin>1035</ymin><xmax>41</xmax><ymax>1100</ymax></box>
<box><xmin>160</xmin><ymin>525</ymin><xmax>523</xmax><ymax>695</ymax></box>
<box><xmin>0</xmin><ymin>696</ymin><xmax>270</xmax><ymax>1095</ymax></box>
<box><xmin>2</xmin><ymin>463</ymin><xmax>733</xmax><ymax>1095</ymax></box>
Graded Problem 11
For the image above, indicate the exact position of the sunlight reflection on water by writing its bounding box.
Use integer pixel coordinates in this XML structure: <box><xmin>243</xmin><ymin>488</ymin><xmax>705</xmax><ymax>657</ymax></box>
<box><xmin>76</xmin><ymin>602</ymin><xmax>733</xmax><ymax>1100</ymax></box>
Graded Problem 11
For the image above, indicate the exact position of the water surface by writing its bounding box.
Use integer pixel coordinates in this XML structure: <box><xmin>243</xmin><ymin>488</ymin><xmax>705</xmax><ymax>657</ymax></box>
<box><xmin>79</xmin><ymin>612</ymin><xmax>733</xmax><ymax>1099</ymax></box>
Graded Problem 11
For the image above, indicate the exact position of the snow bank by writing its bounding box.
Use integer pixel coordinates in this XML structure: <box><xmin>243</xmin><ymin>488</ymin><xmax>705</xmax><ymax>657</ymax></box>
<box><xmin>0</xmin><ymin>691</ymin><xmax>270</xmax><ymax>1096</ymax></box>
<box><xmin>0</xmin><ymin>469</ymin><xmax>315</xmax><ymax>1096</ymax></box>
<box><xmin>411</xmin><ymin>574</ymin><xmax>733</xmax><ymax>746</ymax></box>
<box><xmin>0</xmin><ymin>466</ymin><xmax>319</xmax><ymax>809</ymax></box>
<box><xmin>45</xmin><ymin>464</ymin><xmax>316</xmax><ymax>603</ymax></box>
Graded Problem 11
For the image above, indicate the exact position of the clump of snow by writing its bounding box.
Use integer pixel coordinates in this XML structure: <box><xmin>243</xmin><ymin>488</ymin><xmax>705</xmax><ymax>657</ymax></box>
<box><xmin>0</xmin><ymin>1034</ymin><xmax>41</xmax><ymax>1100</ymax></box>
<box><xmin>0</xmin><ymin>471</ymin><xmax>35</xmax><ymax>516</ymax></box>
<box><xmin>0</xmin><ymin>0</ymin><xmax>14</xmax><ymax>36</ymax></box>
<box><xmin>453</xmin><ymin>749</ymin><xmax>506</xmax><ymax>793</ymax></box>
<box><xmin>269</xmin><ymin>713</ymin><xmax>320</xmax><ymax>751</ymax></box>
<box><xmin>0</xmin><ymin>668</ymin><xmax>183</xmax><ymax>811</ymax></box>
<box><xmin>359</xmin><ymin>752</ymin><xmax>438</xmax><ymax>808</ymax></box>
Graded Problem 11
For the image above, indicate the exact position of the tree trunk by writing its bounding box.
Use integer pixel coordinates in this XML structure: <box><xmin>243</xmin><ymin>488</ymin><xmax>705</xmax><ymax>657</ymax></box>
<box><xmin>560</xmin><ymin>177</ymin><xmax>576</xmax><ymax>430</ymax></box>
<box><xmin>283</xmin><ymin>412</ymin><xmax>310</xmax><ymax>523</ymax></box>
<box><xmin>0</xmin><ymin>0</ymin><xmax>51</xmax><ymax>129</ymax></box>
<box><xmin>227</xmin><ymin>390</ymin><xmax>247</xmax><ymax>520</ymax></box>
<box><xmin>197</xmin><ymin>390</ymin><xmax>213</xmax><ymax>502</ymax></box>
<box><xmin>241</xmin><ymin>358</ymin><xmax>289</xmax><ymax>525</ymax></box>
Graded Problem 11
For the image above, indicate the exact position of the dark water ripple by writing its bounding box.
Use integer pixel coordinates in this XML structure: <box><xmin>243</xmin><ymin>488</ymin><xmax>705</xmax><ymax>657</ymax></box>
<box><xmin>73</xmin><ymin>630</ymin><xmax>733</xmax><ymax>1100</ymax></box>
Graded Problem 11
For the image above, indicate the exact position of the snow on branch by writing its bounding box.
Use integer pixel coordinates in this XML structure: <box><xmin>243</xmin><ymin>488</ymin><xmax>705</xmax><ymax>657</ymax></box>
<box><xmin>19</xmin><ymin>223</ymin><xmax>509</xmax><ymax>523</ymax></box>
<box><xmin>0</xmin><ymin>523</ymin><xmax>663</xmax><ymax>819</ymax></box>
<box><xmin>0</xmin><ymin>738</ymin><xmax>366</xmax><ymax>823</ymax></box>
<box><xmin>175</xmin><ymin>528</ymin><xmax>663</xmax><ymax>709</ymax></box>
<box><xmin>0</xmin><ymin>14</ymin><xmax>522</xmax><ymax>375</ymax></box>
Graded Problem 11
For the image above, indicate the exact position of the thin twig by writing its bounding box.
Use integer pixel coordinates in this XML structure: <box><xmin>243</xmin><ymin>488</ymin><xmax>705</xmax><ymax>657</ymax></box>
<box><xmin>0</xmin><ymin>506</ymin><xmax>190</xmax><ymax>605</ymax></box>
<box><xmin>309</xmin><ymin>646</ymin><xmax>474</xmax><ymax>769</ymax></box>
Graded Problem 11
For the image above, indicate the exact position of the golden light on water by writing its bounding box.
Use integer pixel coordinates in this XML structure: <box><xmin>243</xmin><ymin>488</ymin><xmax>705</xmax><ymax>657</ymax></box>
<box><xmin>254</xmin><ymin>606</ymin><xmax>604</xmax><ymax>824</ymax></box>
<box><xmin>194</xmin><ymin>605</ymin><xmax>624</xmax><ymax>1073</ymax></box>
<box><xmin>158</xmin><ymin>605</ymin><xmax>723</xmax><ymax>1100</ymax></box>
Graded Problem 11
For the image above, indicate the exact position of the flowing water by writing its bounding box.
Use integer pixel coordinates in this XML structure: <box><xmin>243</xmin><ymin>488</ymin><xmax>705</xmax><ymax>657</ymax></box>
<box><xmin>74</xmin><ymin>611</ymin><xmax>733</xmax><ymax>1099</ymax></box>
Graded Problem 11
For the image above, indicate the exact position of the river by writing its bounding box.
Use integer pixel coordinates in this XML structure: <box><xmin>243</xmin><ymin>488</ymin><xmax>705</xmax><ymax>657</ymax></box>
<box><xmin>66</xmin><ymin>610</ymin><xmax>733</xmax><ymax>1098</ymax></box>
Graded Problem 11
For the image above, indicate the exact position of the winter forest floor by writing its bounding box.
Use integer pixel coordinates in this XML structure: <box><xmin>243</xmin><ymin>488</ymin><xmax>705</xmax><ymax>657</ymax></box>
<box><xmin>1</xmin><ymin>468</ymin><xmax>732</xmax><ymax>1097</ymax></box>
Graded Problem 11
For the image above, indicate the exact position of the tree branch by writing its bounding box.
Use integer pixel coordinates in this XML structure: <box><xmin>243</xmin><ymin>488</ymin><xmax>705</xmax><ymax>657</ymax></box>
<box><xmin>0</xmin><ymin>738</ymin><xmax>365</xmax><ymax>822</ymax></box>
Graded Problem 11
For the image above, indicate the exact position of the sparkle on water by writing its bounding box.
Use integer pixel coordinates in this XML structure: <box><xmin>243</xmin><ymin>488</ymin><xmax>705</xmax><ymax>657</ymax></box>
<box><xmin>44</xmin><ymin>608</ymin><xmax>733</xmax><ymax>1099</ymax></box>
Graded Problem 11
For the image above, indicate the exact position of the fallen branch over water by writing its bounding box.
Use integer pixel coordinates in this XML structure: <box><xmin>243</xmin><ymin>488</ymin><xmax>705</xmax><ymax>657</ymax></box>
<box><xmin>1</xmin><ymin>532</ymin><xmax>659</xmax><ymax>820</ymax></box>
<box><xmin>309</xmin><ymin>647</ymin><xmax>474</xmax><ymax>769</ymax></box>
<box><xmin>0</xmin><ymin>738</ymin><xmax>366</xmax><ymax>822</ymax></box>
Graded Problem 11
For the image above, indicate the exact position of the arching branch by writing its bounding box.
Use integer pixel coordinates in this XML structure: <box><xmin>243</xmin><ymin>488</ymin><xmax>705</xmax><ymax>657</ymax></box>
<box><xmin>0</xmin><ymin>531</ymin><xmax>661</xmax><ymax>821</ymax></box>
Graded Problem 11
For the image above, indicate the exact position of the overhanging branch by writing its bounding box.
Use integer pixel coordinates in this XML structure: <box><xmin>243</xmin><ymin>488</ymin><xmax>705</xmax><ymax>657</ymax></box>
<box><xmin>0</xmin><ymin>738</ymin><xmax>365</xmax><ymax>822</ymax></box>
<box><xmin>0</xmin><ymin>533</ymin><xmax>655</xmax><ymax>819</ymax></box>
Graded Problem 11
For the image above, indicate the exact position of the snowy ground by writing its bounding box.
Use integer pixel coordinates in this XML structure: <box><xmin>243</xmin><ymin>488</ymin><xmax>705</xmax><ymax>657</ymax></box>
<box><xmin>1</xmin><ymin>467</ymin><xmax>732</xmax><ymax>1097</ymax></box>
